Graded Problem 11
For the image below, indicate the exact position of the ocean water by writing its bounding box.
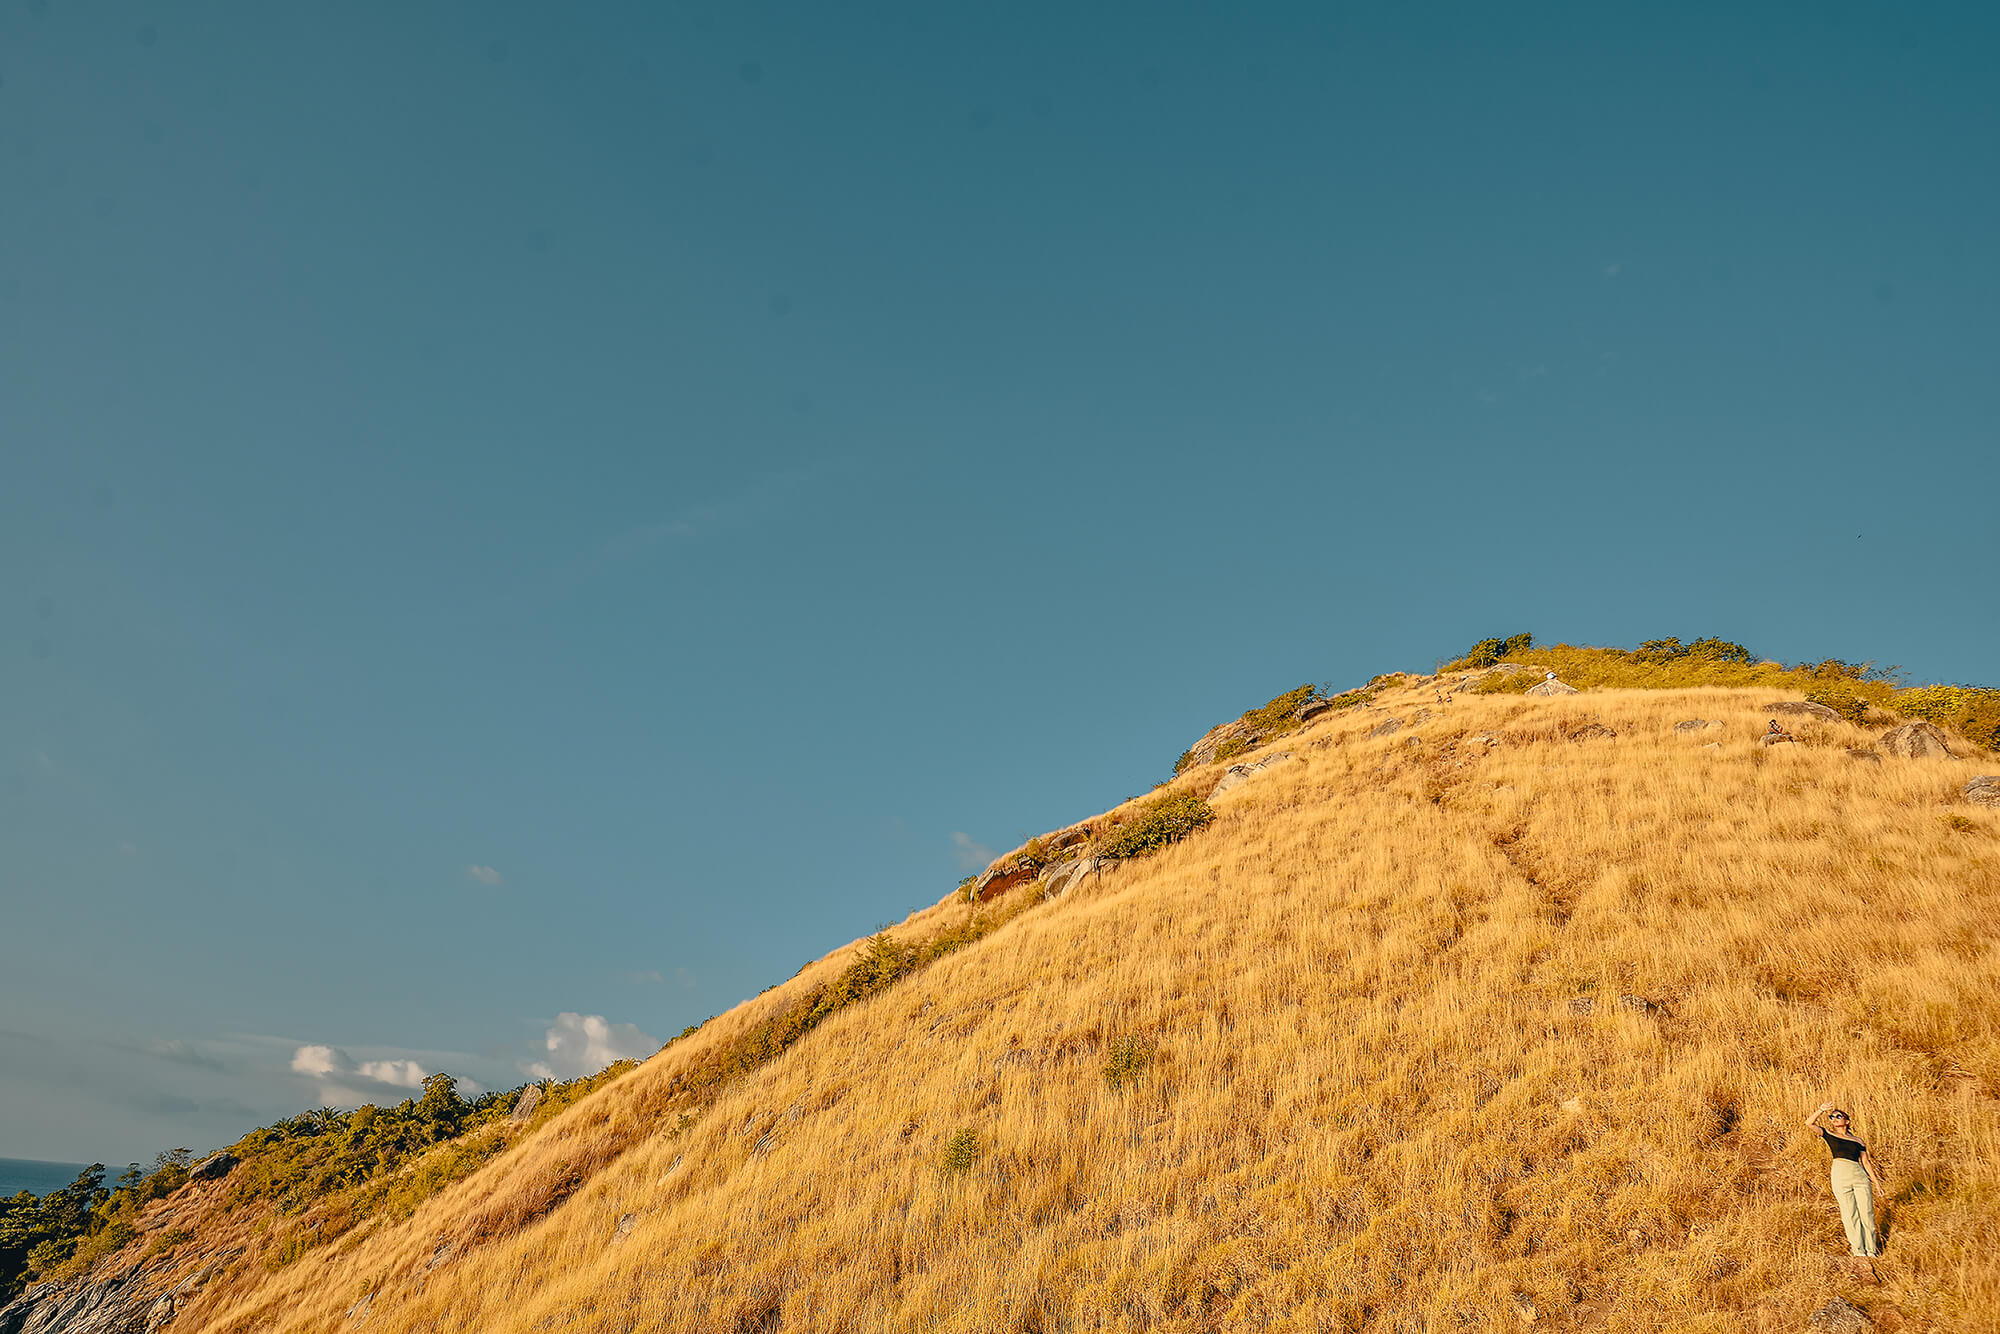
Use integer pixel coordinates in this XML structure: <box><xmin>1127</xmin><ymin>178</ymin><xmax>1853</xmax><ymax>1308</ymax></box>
<box><xmin>0</xmin><ymin>1157</ymin><xmax>95</xmax><ymax>1198</ymax></box>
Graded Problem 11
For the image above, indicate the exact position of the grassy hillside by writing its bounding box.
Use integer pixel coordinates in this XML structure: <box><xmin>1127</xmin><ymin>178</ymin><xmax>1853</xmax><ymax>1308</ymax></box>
<box><xmin>18</xmin><ymin>648</ymin><xmax>1999</xmax><ymax>1333</ymax></box>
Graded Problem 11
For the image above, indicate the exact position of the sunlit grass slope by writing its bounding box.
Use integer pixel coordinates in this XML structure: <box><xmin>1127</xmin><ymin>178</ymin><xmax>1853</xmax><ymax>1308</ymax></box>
<box><xmin>187</xmin><ymin>679</ymin><xmax>1997</xmax><ymax>1334</ymax></box>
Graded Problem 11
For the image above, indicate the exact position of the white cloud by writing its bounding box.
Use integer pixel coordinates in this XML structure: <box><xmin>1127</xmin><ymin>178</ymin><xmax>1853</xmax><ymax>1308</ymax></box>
<box><xmin>291</xmin><ymin>1044</ymin><xmax>430</xmax><ymax>1103</ymax></box>
<box><xmin>950</xmin><ymin>831</ymin><xmax>996</xmax><ymax>871</ymax></box>
<box><xmin>356</xmin><ymin>1058</ymin><xmax>426</xmax><ymax>1088</ymax></box>
<box><xmin>466</xmin><ymin>864</ymin><xmax>503</xmax><ymax>886</ymax></box>
<box><xmin>290</xmin><ymin>1044</ymin><xmax>345</xmax><ymax>1078</ymax></box>
<box><xmin>521</xmin><ymin>1013</ymin><xmax>660</xmax><ymax>1082</ymax></box>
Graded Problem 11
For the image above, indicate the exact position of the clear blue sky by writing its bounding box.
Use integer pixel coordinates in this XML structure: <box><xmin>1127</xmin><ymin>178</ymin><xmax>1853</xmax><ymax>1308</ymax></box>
<box><xmin>4</xmin><ymin>2</ymin><xmax>1995</xmax><ymax>1165</ymax></box>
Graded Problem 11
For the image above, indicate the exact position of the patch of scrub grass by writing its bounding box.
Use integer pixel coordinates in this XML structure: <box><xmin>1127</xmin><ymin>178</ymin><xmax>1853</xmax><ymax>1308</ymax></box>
<box><xmin>1095</xmin><ymin>792</ymin><xmax>1214</xmax><ymax>860</ymax></box>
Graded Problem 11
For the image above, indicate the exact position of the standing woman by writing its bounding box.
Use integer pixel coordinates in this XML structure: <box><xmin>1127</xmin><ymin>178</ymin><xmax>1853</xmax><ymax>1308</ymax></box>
<box><xmin>1804</xmin><ymin>1101</ymin><xmax>1885</xmax><ymax>1273</ymax></box>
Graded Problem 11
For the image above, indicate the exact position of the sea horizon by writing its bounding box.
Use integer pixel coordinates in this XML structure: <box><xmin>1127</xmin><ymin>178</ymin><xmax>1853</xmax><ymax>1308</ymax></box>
<box><xmin>0</xmin><ymin>1157</ymin><xmax>96</xmax><ymax>1199</ymax></box>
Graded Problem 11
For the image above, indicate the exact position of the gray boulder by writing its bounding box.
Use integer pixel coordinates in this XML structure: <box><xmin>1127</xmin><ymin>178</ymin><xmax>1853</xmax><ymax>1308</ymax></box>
<box><xmin>187</xmin><ymin>1151</ymin><xmax>236</xmax><ymax>1182</ymax></box>
<box><xmin>1759</xmin><ymin>732</ymin><xmax>1796</xmax><ymax>747</ymax></box>
<box><xmin>1526</xmin><ymin>677</ymin><xmax>1579</xmax><ymax>697</ymax></box>
<box><xmin>1040</xmin><ymin>857</ymin><xmax>1103</xmax><ymax>897</ymax></box>
<box><xmin>1964</xmin><ymin>776</ymin><xmax>2000</xmax><ymax>808</ymax></box>
<box><xmin>1209</xmin><ymin>752</ymin><xmax>1294</xmax><ymax>798</ymax></box>
<box><xmin>510</xmin><ymin>1083</ymin><xmax>543</xmax><ymax>1123</ymax></box>
<box><xmin>1567</xmin><ymin>723</ymin><xmax>1617</xmax><ymax>742</ymax></box>
<box><xmin>1673</xmin><ymin>719</ymin><xmax>1723</xmax><ymax>735</ymax></box>
<box><xmin>1367</xmin><ymin>718</ymin><xmax>1404</xmax><ymax>738</ymax></box>
<box><xmin>1767</xmin><ymin>701</ymin><xmax>1843</xmax><ymax>722</ymax></box>
<box><xmin>1879</xmin><ymin>721</ymin><xmax>1952</xmax><ymax>759</ymax></box>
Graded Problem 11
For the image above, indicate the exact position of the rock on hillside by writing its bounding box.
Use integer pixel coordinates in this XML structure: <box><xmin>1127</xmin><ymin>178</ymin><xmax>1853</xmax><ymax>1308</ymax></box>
<box><xmin>1878</xmin><ymin>721</ymin><xmax>1952</xmax><ymax>759</ymax></box>
<box><xmin>1526</xmin><ymin>677</ymin><xmax>1579</xmax><ymax>696</ymax></box>
<box><xmin>1767</xmin><ymin>701</ymin><xmax>1844</xmax><ymax>722</ymax></box>
<box><xmin>1209</xmin><ymin>751</ymin><xmax>1294</xmax><ymax>798</ymax></box>
<box><xmin>1964</xmin><ymin>776</ymin><xmax>2000</xmax><ymax>807</ymax></box>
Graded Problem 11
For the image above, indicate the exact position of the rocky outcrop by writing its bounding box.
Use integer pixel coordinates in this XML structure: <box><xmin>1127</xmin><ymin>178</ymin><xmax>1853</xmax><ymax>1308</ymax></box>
<box><xmin>1526</xmin><ymin>677</ymin><xmax>1579</xmax><ymax>697</ymax></box>
<box><xmin>510</xmin><ymin>1083</ymin><xmax>543</xmax><ymax>1122</ymax></box>
<box><xmin>186</xmin><ymin>1152</ymin><xmax>235</xmax><ymax>1183</ymax></box>
<box><xmin>1567</xmin><ymin>723</ymin><xmax>1617</xmax><ymax>742</ymax></box>
<box><xmin>970</xmin><ymin>861</ymin><xmax>1040</xmax><ymax>903</ymax></box>
<box><xmin>1964</xmin><ymin>776</ymin><xmax>2000</xmax><ymax>808</ymax></box>
<box><xmin>1366</xmin><ymin>718</ymin><xmax>1403</xmax><ymax>739</ymax></box>
<box><xmin>1766</xmin><ymin>701</ymin><xmax>1843</xmax><ymax>722</ymax></box>
<box><xmin>1180</xmin><ymin>720</ymin><xmax>1255</xmax><ymax>770</ymax></box>
<box><xmin>1294</xmin><ymin>697</ymin><xmax>1334</xmax><ymax>723</ymax></box>
<box><xmin>1760</xmin><ymin>731</ymin><xmax>1796</xmax><ymax>747</ymax></box>
<box><xmin>1878</xmin><ymin>721</ymin><xmax>1952</xmax><ymax>759</ymax></box>
<box><xmin>1209</xmin><ymin>752</ymin><xmax>1294</xmax><ymax>798</ymax></box>
<box><xmin>0</xmin><ymin>1271</ymin><xmax>154</xmax><ymax>1334</ymax></box>
<box><xmin>1040</xmin><ymin>857</ymin><xmax>1103</xmax><ymax>897</ymax></box>
<box><xmin>1673</xmin><ymin>719</ymin><xmax>1723</xmax><ymax>735</ymax></box>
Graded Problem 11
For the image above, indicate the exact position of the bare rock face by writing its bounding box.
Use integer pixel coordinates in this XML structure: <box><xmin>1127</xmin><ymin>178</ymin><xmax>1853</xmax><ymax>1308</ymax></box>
<box><xmin>0</xmin><ymin>1272</ymin><xmax>152</xmax><ymax>1334</ymax></box>
<box><xmin>510</xmin><ymin>1083</ymin><xmax>543</xmax><ymax>1123</ymax></box>
<box><xmin>1294</xmin><ymin>696</ymin><xmax>1334</xmax><ymax>723</ymax></box>
<box><xmin>1760</xmin><ymin>732</ymin><xmax>1796</xmax><ymax>747</ymax></box>
<box><xmin>1673</xmin><ymin>719</ymin><xmax>1723</xmax><ymax>735</ymax></box>
<box><xmin>1805</xmin><ymin>1295</ymin><xmax>1872</xmax><ymax>1332</ymax></box>
<box><xmin>1526</xmin><ymin>678</ymin><xmax>1580</xmax><ymax>697</ymax></box>
<box><xmin>1180</xmin><ymin>719</ymin><xmax>1256</xmax><ymax>770</ymax></box>
<box><xmin>1210</xmin><ymin>752</ymin><xmax>1294</xmax><ymax>798</ymax></box>
<box><xmin>1878</xmin><ymin>721</ymin><xmax>1952</xmax><ymax>759</ymax></box>
<box><xmin>971</xmin><ymin>861</ymin><xmax>1040</xmax><ymax>903</ymax></box>
<box><xmin>1768</xmin><ymin>701</ymin><xmax>1844</xmax><ymax>722</ymax></box>
<box><xmin>1040</xmin><ymin>857</ymin><xmax>1102</xmax><ymax>897</ymax></box>
<box><xmin>186</xmin><ymin>1152</ymin><xmax>236</xmax><ymax>1183</ymax></box>
<box><xmin>1367</xmin><ymin>718</ymin><xmax>1404</xmax><ymax>739</ymax></box>
<box><xmin>1964</xmin><ymin>776</ymin><xmax>2000</xmax><ymax>808</ymax></box>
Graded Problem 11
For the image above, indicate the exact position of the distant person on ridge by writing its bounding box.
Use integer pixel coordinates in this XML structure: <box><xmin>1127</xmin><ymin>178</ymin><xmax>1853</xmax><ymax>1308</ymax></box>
<box><xmin>1804</xmin><ymin>1101</ymin><xmax>1885</xmax><ymax>1277</ymax></box>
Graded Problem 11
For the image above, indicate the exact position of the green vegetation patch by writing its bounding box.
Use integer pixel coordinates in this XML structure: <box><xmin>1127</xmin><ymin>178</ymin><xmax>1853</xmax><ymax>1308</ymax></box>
<box><xmin>1095</xmin><ymin>791</ymin><xmax>1215</xmax><ymax>860</ymax></box>
<box><xmin>939</xmin><ymin>1128</ymin><xmax>979</xmax><ymax>1175</ymax></box>
<box><xmin>1102</xmin><ymin>1036</ymin><xmax>1156</xmax><ymax>1091</ymax></box>
<box><xmin>1447</xmin><ymin>633</ymin><xmax>1995</xmax><ymax>751</ymax></box>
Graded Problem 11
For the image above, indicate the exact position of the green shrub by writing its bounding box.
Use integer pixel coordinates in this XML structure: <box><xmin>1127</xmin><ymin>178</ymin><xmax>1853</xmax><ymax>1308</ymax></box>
<box><xmin>1238</xmin><ymin>684</ymin><xmax>1319</xmax><ymax>734</ymax></box>
<box><xmin>1455</xmin><ymin>633</ymin><xmax>1534</xmax><ymax>669</ymax></box>
<box><xmin>939</xmin><ymin>1128</ymin><xmax>979</xmax><ymax>1175</ymax></box>
<box><xmin>1211</xmin><ymin>737</ymin><xmax>1252</xmax><ymax>765</ymax></box>
<box><xmin>1096</xmin><ymin>792</ymin><xmax>1214</xmax><ymax>860</ymax></box>
<box><xmin>1102</xmin><ymin>1036</ymin><xmax>1155</xmax><ymax>1091</ymax></box>
<box><xmin>1805</xmin><ymin>683</ymin><xmax>1884</xmax><ymax>723</ymax></box>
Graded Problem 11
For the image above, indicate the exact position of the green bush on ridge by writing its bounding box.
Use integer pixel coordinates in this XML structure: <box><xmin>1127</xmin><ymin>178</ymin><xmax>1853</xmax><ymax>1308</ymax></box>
<box><xmin>1095</xmin><ymin>792</ymin><xmax>1214</xmax><ymax>860</ymax></box>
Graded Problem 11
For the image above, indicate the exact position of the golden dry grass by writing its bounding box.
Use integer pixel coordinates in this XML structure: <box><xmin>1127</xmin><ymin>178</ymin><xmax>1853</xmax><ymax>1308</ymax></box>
<box><xmin>170</xmin><ymin>681</ymin><xmax>1999</xmax><ymax>1334</ymax></box>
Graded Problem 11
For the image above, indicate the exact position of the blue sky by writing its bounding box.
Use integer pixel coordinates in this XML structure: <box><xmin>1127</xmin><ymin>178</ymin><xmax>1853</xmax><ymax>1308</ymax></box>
<box><xmin>3</xmin><ymin>1</ymin><xmax>1995</xmax><ymax>1164</ymax></box>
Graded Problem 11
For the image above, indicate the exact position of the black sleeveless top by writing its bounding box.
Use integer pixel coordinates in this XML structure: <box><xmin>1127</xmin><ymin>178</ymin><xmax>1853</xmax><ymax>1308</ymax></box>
<box><xmin>1821</xmin><ymin>1129</ymin><xmax>1866</xmax><ymax>1162</ymax></box>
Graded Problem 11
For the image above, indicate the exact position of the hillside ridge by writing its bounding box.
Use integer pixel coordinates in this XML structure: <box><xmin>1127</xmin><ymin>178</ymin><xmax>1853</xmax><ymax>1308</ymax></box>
<box><xmin>6</xmin><ymin>640</ymin><xmax>1998</xmax><ymax>1333</ymax></box>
